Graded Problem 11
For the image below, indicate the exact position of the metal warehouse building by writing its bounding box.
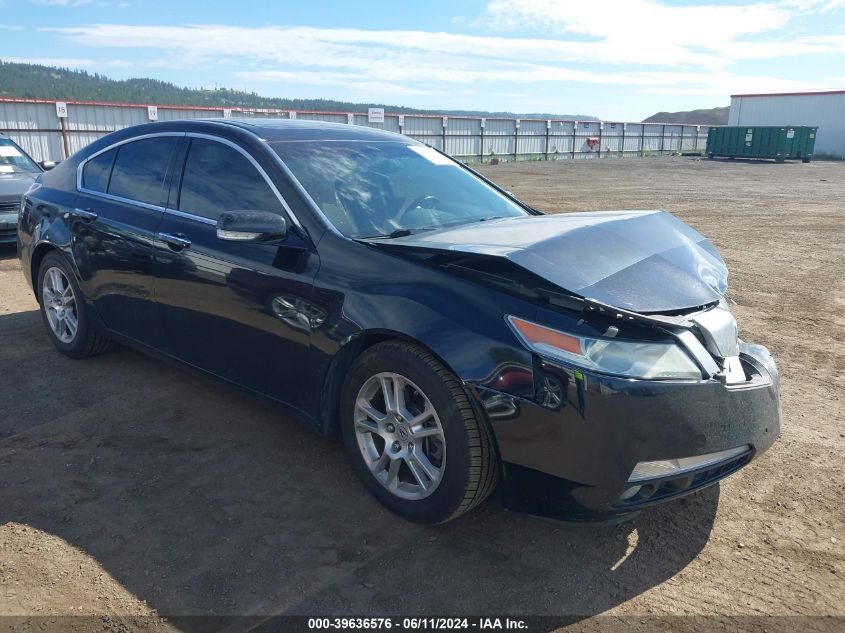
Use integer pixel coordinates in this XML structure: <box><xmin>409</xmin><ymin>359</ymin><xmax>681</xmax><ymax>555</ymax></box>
<box><xmin>728</xmin><ymin>90</ymin><xmax>845</xmax><ymax>158</ymax></box>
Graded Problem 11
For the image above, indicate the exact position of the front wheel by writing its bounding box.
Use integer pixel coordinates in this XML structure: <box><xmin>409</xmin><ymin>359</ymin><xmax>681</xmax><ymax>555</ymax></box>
<box><xmin>37</xmin><ymin>251</ymin><xmax>112</xmax><ymax>358</ymax></box>
<box><xmin>340</xmin><ymin>341</ymin><xmax>498</xmax><ymax>523</ymax></box>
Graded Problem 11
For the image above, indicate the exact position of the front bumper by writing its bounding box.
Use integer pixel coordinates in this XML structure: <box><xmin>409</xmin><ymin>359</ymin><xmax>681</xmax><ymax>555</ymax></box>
<box><xmin>0</xmin><ymin>211</ymin><xmax>18</xmax><ymax>244</ymax></box>
<box><xmin>474</xmin><ymin>341</ymin><xmax>780</xmax><ymax>522</ymax></box>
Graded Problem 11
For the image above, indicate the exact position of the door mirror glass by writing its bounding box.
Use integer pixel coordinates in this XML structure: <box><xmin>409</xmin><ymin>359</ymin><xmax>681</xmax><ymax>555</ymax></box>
<box><xmin>216</xmin><ymin>210</ymin><xmax>288</xmax><ymax>242</ymax></box>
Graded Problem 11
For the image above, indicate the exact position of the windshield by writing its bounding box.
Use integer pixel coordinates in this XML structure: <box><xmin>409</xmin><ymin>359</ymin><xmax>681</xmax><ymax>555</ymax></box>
<box><xmin>0</xmin><ymin>138</ymin><xmax>41</xmax><ymax>175</ymax></box>
<box><xmin>270</xmin><ymin>141</ymin><xmax>528</xmax><ymax>238</ymax></box>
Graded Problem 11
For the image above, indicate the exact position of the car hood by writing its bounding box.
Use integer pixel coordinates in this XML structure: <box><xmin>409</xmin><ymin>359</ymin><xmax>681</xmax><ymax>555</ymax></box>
<box><xmin>370</xmin><ymin>210</ymin><xmax>728</xmax><ymax>314</ymax></box>
<box><xmin>0</xmin><ymin>173</ymin><xmax>36</xmax><ymax>205</ymax></box>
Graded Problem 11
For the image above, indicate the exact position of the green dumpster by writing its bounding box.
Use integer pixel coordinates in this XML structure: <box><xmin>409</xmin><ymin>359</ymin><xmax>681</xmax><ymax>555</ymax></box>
<box><xmin>707</xmin><ymin>126</ymin><xmax>817</xmax><ymax>163</ymax></box>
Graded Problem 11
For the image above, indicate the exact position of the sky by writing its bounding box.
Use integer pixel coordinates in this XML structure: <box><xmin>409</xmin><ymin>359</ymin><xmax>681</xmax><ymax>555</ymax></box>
<box><xmin>1</xmin><ymin>0</ymin><xmax>844</xmax><ymax>120</ymax></box>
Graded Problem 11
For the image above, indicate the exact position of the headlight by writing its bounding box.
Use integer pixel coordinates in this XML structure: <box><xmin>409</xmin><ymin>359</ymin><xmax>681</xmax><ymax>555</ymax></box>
<box><xmin>507</xmin><ymin>316</ymin><xmax>702</xmax><ymax>380</ymax></box>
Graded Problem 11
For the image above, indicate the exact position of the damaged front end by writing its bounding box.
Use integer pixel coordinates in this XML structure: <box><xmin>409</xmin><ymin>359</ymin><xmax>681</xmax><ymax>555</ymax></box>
<box><xmin>363</xmin><ymin>210</ymin><xmax>781</xmax><ymax>522</ymax></box>
<box><xmin>490</xmin><ymin>296</ymin><xmax>781</xmax><ymax>522</ymax></box>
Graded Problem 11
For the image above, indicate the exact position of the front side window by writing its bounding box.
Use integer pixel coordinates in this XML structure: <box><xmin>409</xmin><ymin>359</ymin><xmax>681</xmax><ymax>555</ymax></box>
<box><xmin>82</xmin><ymin>148</ymin><xmax>117</xmax><ymax>192</ymax></box>
<box><xmin>108</xmin><ymin>136</ymin><xmax>177</xmax><ymax>206</ymax></box>
<box><xmin>178</xmin><ymin>138</ymin><xmax>283</xmax><ymax>220</ymax></box>
<box><xmin>0</xmin><ymin>138</ymin><xmax>41</xmax><ymax>175</ymax></box>
<box><xmin>270</xmin><ymin>141</ymin><xmax>528</xmax><ymax>238</ymax></box>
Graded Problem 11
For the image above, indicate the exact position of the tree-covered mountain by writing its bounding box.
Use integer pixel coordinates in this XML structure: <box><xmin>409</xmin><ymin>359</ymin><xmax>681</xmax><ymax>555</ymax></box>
<box><xmin>0</xmin><ymin>61</ymin><xmax>597</xmax><ymax>120</ymax></box>
<box><xmin>643</xmin><ymin>107</ymin><xmax>729</xmax><ymax>125</ymax></box>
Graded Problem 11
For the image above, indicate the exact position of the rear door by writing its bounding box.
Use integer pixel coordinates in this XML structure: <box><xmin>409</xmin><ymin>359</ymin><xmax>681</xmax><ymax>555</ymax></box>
<box><xmin>152</xmin><ymin>134</ymin><xmax>320</xmax><ymax>411</ymax></box>
<box><xmin>74</xmin><ymin>133</ymin><xmax>181</xmax><ymax>347</ymax></box>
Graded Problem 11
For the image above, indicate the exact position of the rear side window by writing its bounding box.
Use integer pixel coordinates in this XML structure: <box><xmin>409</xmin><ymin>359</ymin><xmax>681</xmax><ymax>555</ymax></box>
<box><xmin>108</xmin><ymin>137</ymin><xmax>177</xmax><ymax>206</ymax></box>
<box><xmin>82</xmin><ymin>148</ymin><xmax>116</xmax><ymax>192</ymax></box>
<box><xmin>178</xmin><ymin>138</ymin><xmax>283</xmax><ymax>220</ymax></box>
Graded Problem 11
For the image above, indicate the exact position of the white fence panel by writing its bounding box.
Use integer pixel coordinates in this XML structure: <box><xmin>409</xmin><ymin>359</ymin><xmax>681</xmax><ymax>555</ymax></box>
<box><xmin>5</xmin><ymin>130</ymin><xmax>62</xmax><ymax>163</ymax></box>
<box><xmin>298</xmin><ymin>112</ymin><xmax>347</xmax><ymax>124</ymax></box>
<box><xmin>447</xmin><ymin>135</ymin><xmax>481</xmax><ymax>158</ymax></box>
<box><xmin>1</xmin><ymin>98</ymin><xmax>721</xmax><ymax>162</ymax></box>
<box><xmin>518</xmin><ymin>134</ymin><xmax>545</xmax><ymax>156</ymax></box>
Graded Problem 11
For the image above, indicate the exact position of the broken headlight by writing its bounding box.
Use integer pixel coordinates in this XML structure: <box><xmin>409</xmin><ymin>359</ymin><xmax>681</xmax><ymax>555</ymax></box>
<box><xmin>507</xmin><ymin>316</ymin><xmax>702</xmax><ymax>380</ymax></box>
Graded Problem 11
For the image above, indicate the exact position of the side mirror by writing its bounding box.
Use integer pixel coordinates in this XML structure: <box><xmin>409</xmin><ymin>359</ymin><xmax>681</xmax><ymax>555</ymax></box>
<box><xmin>216</xmin><ymin>210</ymin><xmax>288</xmax><ymax>243</ymax></box>
<box><xmin>40</xmin><ymin>160</ymin><xmax>58</xmax><ymax>171</ymax></box>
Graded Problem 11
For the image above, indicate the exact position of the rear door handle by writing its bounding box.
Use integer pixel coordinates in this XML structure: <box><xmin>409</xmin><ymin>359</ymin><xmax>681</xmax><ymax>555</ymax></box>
<box><xmin>157</xmin><ymin>232</ymin><xmax>192</xmax><ymax>250</ymax></box>
<box><xmin>70</xmin><ymin>207</ymin><xmax>98</xmax><ymax>221</ymax></box>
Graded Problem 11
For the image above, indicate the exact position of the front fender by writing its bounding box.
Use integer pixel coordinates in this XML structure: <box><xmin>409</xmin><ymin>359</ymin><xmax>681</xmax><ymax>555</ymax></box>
<box><xmin>308</xmin><ymin>236</ymin><xmax>542</xmax><ymax>429</ymax></box>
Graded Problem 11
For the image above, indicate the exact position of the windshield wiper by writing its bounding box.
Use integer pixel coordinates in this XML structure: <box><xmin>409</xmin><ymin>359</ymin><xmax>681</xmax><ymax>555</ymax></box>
<box><xmin>360</xmin><ymin>217</ymin><xmax>500</xmax><ymax>240</ymax></box>
<box><xmin>360</xmin><ymin>228</ymin><xmax>415</xmax><ymax>240</ymax></box>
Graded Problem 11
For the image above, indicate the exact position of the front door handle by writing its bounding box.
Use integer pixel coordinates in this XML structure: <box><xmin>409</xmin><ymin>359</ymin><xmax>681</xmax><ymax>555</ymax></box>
<box><xmin>157</xmin><ymin>232</ymin><xmax>192</xmax><ymax>250</ymax></box>
<box><xmin>70</xmin><ymin>207</ymin><xmax>98</xmax><ymax>221</ymax></box>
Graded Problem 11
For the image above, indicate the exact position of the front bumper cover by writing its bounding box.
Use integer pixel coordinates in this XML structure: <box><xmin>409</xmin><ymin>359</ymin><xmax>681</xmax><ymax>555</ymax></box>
<box><xmin>472</xmin><ymin>341</ymin><xmax>780</xmax><ymax>522</ymax></box>
<box><xmin>0</xmin><ymin>211</ymin><xmax>18</xmax><ymax>244</ymax></box>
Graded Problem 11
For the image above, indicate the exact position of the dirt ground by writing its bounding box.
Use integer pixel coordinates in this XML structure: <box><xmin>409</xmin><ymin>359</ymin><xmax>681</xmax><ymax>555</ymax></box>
<box><xmin>1</xmin><ymin>156</ymin><xmax>843</xmax><ymax>632</ymax></box>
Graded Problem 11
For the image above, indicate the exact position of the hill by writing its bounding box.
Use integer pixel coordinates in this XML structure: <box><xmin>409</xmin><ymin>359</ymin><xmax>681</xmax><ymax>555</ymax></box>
<box><xmin>643</xmin><ymin>107</ymin><xmax>729</xmax><ymax>125</ymax></box>
<box><xmin>0</xmin><ymin>61</ymin><xmax>597</xmax><ymax>120</ymax></box>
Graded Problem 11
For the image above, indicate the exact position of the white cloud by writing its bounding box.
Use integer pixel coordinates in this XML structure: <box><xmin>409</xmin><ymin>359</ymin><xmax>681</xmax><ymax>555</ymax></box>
<box><xmin>2</xmin><ymin>55</ymin><xmax>133</xmax><ymax>68</ymax></box>
<box><xmin>485</xmin><ymin>0</ymin><xmax>787</xmax><ymax>41</ymax></box>
<box><xmin>48</xmin><ymin>11</ymin><xmax>845</xmax><ymax>77</ymax></box>
<box><xmin>30</xmin><ymin>0</ymin><xmax>94</xmax><ymax>5</ymax></box>
<box><xmin>48</xmin><ymin>23</ymin><xmax>724</xmax><ymax>69</ymax></box>
<box><xmin>483</xmin><ymin>0</ymin><xmax>845</xmax><ymax>62</ymax></box>
<box><xmin>238</xmin><ymin>70</ymin><xmax>443</xmax><ymax>97</ymax></box>
<box><xmin>2</xmin><ymin>56</ymin><xmax>98</xmax><ymax>67</ymax></box>
<box><xmin>41</xmin><ymin>13</ymin><xmax>837</xmax><ymax>106</ymax></box>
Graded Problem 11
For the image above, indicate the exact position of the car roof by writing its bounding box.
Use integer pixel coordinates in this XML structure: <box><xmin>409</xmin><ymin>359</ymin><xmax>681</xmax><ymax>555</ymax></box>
<box><xmin>204</xmin><ymin>118</ymin><xmax>417</xmax><ymax>143</ymax></box>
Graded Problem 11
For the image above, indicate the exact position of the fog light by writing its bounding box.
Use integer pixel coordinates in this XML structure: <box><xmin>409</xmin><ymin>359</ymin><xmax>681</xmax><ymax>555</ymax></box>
<box><xmin>619</xmin><ymin>485</ymin><xmax>642</xmax><ymax>500</ymax></box>
<box><xmin>628</xmin><ymin>445</ymin><xmax>750</xmax><ymax>483</ymax></box>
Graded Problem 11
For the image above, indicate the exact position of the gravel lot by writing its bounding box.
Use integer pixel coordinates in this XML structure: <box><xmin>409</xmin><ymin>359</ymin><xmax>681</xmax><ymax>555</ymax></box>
<box><xmin>1</xmin><ymin>156</ymin><xmax>843</xmax><ymax>631</ymax></box>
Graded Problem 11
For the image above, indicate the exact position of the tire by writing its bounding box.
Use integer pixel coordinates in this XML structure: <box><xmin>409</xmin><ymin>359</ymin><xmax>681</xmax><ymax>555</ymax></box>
<box><xmin>340</xmin><ymin>340</ymin><xmax>498</xmax><ymax>523</ymax></box>
<box><xmin>707</xmin><ymin>153</ymin><xmax>714</xmax><ymax>159</ymax></box>
<box><xmin>37</xmin><ymin>251</ymin><xmax>112</xmax><ymax>359</ymax></box>
<box><xmin>802</xmin><ymin>157</ymin><xmax>811</xmax><ymax>163</ymax></box>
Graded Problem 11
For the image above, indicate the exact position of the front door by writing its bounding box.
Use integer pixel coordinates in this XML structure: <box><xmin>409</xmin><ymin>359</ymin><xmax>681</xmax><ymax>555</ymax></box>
<box><xmin>152</xmin><ymin>136</ymin><xmax>319</xmax><ymax>413</ymax></box>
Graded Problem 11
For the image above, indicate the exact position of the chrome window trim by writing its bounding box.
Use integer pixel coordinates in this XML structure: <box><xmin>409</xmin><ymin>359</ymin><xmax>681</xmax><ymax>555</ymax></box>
<box><xmin>74</xmin><ymin>128</ymin><xmax>306</xmax><ymax>233</ymax></box>
<box><xmin>77</xmin><ymin>189</ymin><xmax>166</xmax><ymax>213</ymax></box>
<box><xmin>183</xmin><ymin>132</ymin><xmax>305</xmax><ymax>232</ymax></box>
<box><xmin>164</xmin><ymin>207</ymin><xmax>216</xmax><ymax>226</ymax></box>
<box><xmin>75</xmin><ymin>131</ymin><xmax>186</xmax><ymax>195</ymax></box>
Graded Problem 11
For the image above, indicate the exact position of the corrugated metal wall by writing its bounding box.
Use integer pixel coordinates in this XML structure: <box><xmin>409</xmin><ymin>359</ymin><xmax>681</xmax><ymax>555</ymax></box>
<box><xmin>0</xmin><ymin>98</ymin><xmax>713</xmax><ymax>163</ymax></box>
<box><xmin>728</xmin><ymin>93</ymin><xmax>845</xmax><ymax>158</ymax></box>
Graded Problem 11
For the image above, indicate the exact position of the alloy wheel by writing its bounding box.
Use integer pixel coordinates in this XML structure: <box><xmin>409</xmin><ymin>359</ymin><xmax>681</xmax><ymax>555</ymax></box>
<box><xmin>42</xmin><ymin>267</ymin><xmax>78</xmax><ymax>344</ymax></box>
<box><xmin>354</xmin><ymin>372</ymin><xmax>446</xmax><ymax>500</ymax></box>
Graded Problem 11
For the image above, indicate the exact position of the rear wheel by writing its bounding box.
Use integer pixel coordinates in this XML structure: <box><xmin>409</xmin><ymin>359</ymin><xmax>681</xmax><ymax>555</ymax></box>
<box><xmin>37</xmin><ymin>252</ymin><xmax>112</xmax><ymax>358</ymax></box>
<box><xmin>340</xmin><ymin>341</ymin><xmax>498</xmax><ymax>523</ymax></box>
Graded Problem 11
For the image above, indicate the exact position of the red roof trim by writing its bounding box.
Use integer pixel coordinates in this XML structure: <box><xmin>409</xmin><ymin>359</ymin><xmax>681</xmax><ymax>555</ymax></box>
<box><xmin>0</xmin><ymin>97</ymin><xmax>720</xmax><ymax>128</ymax></box>
<box><xmin>731</xmin><ymin>89</ymin><xmax>845</xmax><ymax>98</ymax></box>
<box><xmin>0</xmin><ymin>97</ymin><xmax>616</xmax><ymax>124</ymax></box>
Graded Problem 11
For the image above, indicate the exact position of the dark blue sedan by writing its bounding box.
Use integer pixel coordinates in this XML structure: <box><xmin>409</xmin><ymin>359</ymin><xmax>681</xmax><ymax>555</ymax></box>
<box><xmin>16</xmin><ymin>119</ymin><xmax>780</xmax><ymax>523</ymax></box>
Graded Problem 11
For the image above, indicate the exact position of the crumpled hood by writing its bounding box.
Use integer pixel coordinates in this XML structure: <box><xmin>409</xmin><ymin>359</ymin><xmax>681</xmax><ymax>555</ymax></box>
<box><xmin>375</xmin><ymin>210</ymin><xmax>728</xmax><ymax>313</ymax></box>
<box><xmin>0</xmin><ymin>173</ymin><xmax>36</xmax><ymax>206</ymax></box>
